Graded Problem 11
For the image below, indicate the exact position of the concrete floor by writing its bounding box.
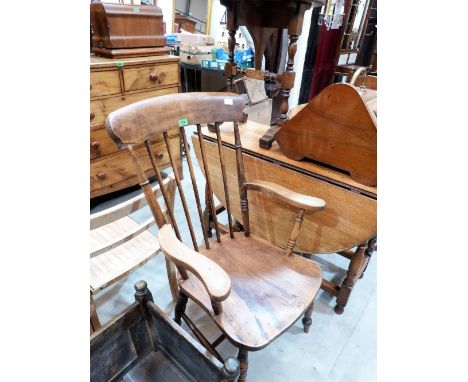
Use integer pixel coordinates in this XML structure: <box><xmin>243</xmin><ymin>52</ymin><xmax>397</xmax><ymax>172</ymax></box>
<box><xmin>91</xmin><ymin>102</ymin><xmax>376</xmax><ymax>381</ymax></box>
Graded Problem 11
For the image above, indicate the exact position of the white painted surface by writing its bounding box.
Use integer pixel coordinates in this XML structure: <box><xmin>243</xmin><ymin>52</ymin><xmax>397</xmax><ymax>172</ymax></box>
<box><xmin>158</xmin><ymin>0</ymin><xmax>174</xmax><ymax>32</ymax></box>
<box><xmin>289</xmin><ymin>7</ymin><xmax>314</xmax><ymax>108</ymax></box>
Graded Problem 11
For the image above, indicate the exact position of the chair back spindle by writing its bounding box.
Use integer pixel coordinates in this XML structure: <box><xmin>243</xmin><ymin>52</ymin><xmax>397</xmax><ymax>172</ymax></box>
<box><xmin>127</xmin><ymin>145</ymin><xmax>167</xmax><ymax>227</ymax></box>
<box><xmin>197</xmin><ymin>124</ymin><xmax>222</xmax><ymax>243</ymax></box>
<box><xmin>144</xmin><ymin>140</ymin><xmax>182</xmax><ymax>241</ymax></box>
<box><xmin>214</xmin><ymin>122</ymin><xmax>234</xmax><ymax>238</ymax></box>
<box><xmin>105</xmin><ymin>91</ymin><xmax>246</xmax><ymax>254</ymax></box>
<box><xmin>180</xmin><ymin>126</ymin><xmax>211</xmax><ymax>249</ymax></box>
<box><xmin>128</xmin><ymin>144</ymin><xmax>189</xmax><ymax>279</ymax></box>
<box><xmin>233</xmin><ymin>121</ymin><xmax>250</xmax><ymax>236</ymax></box>
<box><xmin>163</xmin><ymin>131</ymin><xmax>199</xmax><ymax>251</ymax></box>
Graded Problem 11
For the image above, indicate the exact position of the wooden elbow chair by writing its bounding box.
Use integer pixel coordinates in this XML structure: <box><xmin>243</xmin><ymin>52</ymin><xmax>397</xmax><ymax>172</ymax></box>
<box><xmin>90</xmin><ymin>174</ymin><xmax>178</xmax><ymax>333</ymax></box>
<box><xmin>105</xmin><ymin>92</ymin><xmax>326</xmax><ymax>381</ymax></box>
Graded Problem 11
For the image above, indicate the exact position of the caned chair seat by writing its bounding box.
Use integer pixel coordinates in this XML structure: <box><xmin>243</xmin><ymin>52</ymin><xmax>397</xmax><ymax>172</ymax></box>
<box><xmin>179</xmin><ymin>233</ymin><xmax>322</xmax><ymax>350</ymax></box>
<box><xmin>90</xmin><ymin>216</ymin><xmax>160</xmax><ymax>294</ymax></box>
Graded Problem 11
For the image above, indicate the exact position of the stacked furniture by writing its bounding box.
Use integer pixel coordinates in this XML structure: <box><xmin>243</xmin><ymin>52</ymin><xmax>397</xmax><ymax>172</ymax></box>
<box><xmin>90</xmin><ymin>175</ymin><xmax>177</xmax><ymax>334</ymax></box>
<box><xmin>90</xmin><ymin>54</ymin><xmax>182</xmax><ymax>198</ymax></box>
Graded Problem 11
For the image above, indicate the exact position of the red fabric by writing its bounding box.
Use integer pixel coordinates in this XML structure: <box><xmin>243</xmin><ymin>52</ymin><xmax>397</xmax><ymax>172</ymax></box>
<box><xmin>308</xmin><ymin>0</ymin><xmax>351</xmax><ymax>100</ymax></box>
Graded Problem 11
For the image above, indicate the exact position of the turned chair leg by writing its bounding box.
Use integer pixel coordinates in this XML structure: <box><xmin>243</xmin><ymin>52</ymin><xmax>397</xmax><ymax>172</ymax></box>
<box><xmin>237</xmin><ymin>348</ymin><xmax>249</xmax><ymax>382</ymax></box>
<box><xmin>174</xmin><ymin>290</ymin><xmax>188</xmax><ymax>325</ymax></box>
<box><xmin>335</xmin><ymin>243</ymin><xmax>368</xmax><ymax>314</ymax></box>
<box><xmin>302</xmin><ymin>301</ymin><xmax>314</xmax><ymax>333</ymax></box>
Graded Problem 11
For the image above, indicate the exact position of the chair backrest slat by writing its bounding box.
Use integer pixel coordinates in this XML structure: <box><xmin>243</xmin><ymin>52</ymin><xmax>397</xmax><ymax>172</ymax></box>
<box><xmin>214</xmin><ymin>122</ymin><xmax>234</xmax><ymax>238</ymax></box>
<box><xmin>180</xmin><ymin>126</ymin><xmax>211</xmax><ymax>249</ymax></box>
<box><xmin>90</xmin><ymin>177</ymin><xmax>170</xmax><ymax>230</ymax></box>
<box><xmin>90</xmin><ymin>216</ymin><xmax>156</xmax><ymax>259</ymax></box>
<box><xmin>163</xmin><ymin>131</ymin><xmax>199</xmax><ymax>252</ymax></box>
<box><xmin>197</xmin><ymin>124</ymin><xmax>221</xmax><ymax>243</ymax></box>
<box><xmin>144</xmin><ymin>141</ymin><xmax>182</xmax><ymax>241</ymax></box>
<box><xmin>233</xmin><ymin>122</ymin><xmax>250</xmax><ymax>236</ymax></box>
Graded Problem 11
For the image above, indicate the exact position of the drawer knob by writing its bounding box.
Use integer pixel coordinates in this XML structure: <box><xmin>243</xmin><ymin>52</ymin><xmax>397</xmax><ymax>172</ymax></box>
<box><xmin>149</xmin><ymin>72</ymin><xmax>159</xmax><ymax>82</ymax></box>
<box><xmin>157</xmin><ymin>153</ymin><xmax>164</xmax><ymax>159</ymax></box>
<box><xmin>91</xmin><ymin>141</ymin><xmax>100</xmax><ymax>151</ymax></box>
<box><xmin>90</xmin><ymin>111</ymin><xmax>95</xmax><ymax>121</ymax></box>
<box><xmin>97</xmin><ymin>172</ymin><xmax>106</xmax><ymax>180</ymax></box>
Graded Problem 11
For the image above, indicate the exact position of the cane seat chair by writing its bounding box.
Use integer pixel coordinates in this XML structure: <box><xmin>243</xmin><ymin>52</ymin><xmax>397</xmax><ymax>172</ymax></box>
<box><xmin>105</xmin><ymin>92</ymin><xmax>326</xmax><ymax>381</ymax></box>
<box><xmin>90</xmin><ymin>174</ymin><xmax>177</xmax><ymax>333</ymax></box>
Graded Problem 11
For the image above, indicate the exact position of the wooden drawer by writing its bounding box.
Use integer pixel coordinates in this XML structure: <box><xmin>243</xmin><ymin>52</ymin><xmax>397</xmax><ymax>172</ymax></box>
<box><xmin>90</xmin><ymin>70</ymin><xmax>121</xmax><ymax>98</ymax></box>
<box><xmin>90</xmin><ymin>86</ymin><xmax>178</xmax><ymax>128</ymax></box>
<box><xmin>91</xmin><ymin>137</ymin><xmax>181</xmax><ymax>195</ymax></box>
<box><xmin>91</xmin><ymin>127</ymin><xmax>180</xmax><ymax>160</ymax></box>
<box><xmin>123</xmin><ymin>63</ymin><xmax>179</xmax><ymax>92</ymax></box>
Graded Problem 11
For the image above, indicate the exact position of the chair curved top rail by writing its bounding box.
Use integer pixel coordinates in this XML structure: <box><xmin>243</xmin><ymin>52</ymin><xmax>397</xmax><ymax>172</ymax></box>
<box><xmin>106</xmin><ymin>92</ymin><xmax>246</xmax><ymax>147</ymax></box>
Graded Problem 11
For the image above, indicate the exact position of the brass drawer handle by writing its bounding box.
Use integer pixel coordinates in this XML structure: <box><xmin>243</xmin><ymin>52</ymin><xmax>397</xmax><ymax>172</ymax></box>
<box><xmin>149</xmin><ymin>72</ymin><xmax>165</xmax><ymax>84</ymax></box>
<box><xmin>90</xmin><ymin>111</ymin><xmax>95</xmax><ymax>121</ymax></box>
<box><xmin>149</xmin><ymin>72</ymin><xmax>159</xmax><ymax>82</ymax></box>
<box><xmin>97</xmin><ymin>172</ymin><xmax>106</xmax><ymax>180</ymax></box>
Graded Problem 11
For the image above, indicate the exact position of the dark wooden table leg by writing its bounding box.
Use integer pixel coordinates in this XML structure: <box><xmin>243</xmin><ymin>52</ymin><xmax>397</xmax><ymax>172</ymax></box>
<box><xmin>334</xmin><ymin>242</ymin><xmax>368</xmax><ymax>314</ymax></box>
<box><xmin>259</xmin><ymin>124</ymin><xmax>282</xmax><ymax>149</ymax></box>
<box><xmin>360</xmin><ymin>236</ymin><xmax>377</xmax><ymax>279</ymax></box>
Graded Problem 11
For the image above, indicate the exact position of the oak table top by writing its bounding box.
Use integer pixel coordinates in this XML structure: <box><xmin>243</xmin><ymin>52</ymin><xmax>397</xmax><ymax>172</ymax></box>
<box><xmin>202</xmin><ymin>120</ymin><xmax>377</xmax><ymax>198</ymax></box>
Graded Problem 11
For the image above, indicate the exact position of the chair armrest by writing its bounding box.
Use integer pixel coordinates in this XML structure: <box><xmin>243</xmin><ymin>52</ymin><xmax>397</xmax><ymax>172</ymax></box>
<box><xmin>158</xmin><ymin>225</ymin><xmax>231</xmax><ymax>302</ymax></box>
<box><xmin>244</xmin><ymin>180</ymin><xmax>326</xmax><ymax>211</ymax></box>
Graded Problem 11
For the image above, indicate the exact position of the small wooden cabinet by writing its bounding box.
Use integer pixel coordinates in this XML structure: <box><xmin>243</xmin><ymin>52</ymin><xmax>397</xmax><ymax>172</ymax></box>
<box><xmin>90</xmin><ymin>54</ymin><xmax>182</xmax><ymax>198</ymax></box>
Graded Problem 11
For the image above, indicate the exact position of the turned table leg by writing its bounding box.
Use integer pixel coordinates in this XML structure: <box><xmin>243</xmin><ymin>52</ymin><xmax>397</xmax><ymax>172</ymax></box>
<box><xmin>360</xmin><ymin>236</ymin><xmax>377</xmax><ymax>279</ymax></box>
<box><xmin>335</xmin><ymin>243</ymin><xmax>368</xmax><ymax>314</ymax></box>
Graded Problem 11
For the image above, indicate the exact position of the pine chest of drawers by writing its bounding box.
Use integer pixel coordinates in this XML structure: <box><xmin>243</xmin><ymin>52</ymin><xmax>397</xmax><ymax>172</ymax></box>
<box><xmin>90</xmin><ymin>54</ymin><xmax>182</xmax><ymax>198</ymax></box>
